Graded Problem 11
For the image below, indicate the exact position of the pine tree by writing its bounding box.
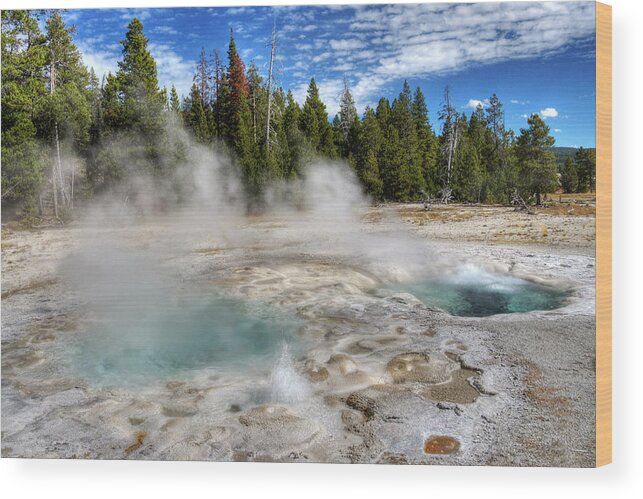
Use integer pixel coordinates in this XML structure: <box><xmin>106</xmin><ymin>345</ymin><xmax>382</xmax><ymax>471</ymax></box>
<box><xmin>300</xmin><ymin>78</ymin><xmax>336</xmax><ymax>158</ymax></box>
<box><xmin>184</xmin><ymin>83</ymin><xmax>210</xmax><ymax>143</ymax></box>
<box><xmin>222</xmin><ymin>30</ymin><xmax>249</xmax><ymax>143</ymax></box>
<box><xmin>160</xmin><ymin>86</ymin><xmax>168</xmax><ymax>111</ymax></box>
<box><xmin>92</xmin><ymin>18</ymin><xmax>168</xmax><ymax>188</ymax></box>
<box><xmin>169</xmin><ymin>85</ymin><xmax>181</xmax><ymax>114</ymax></box>
<box><xmin>1</xmin><ymin>10</ymin><xmax>48</xmax><ymax>208</ymax></box>
<box><xmin>217</xmin><ymin>70</ymin><xmax>231</xmax><ymax>141</ymax></box>
<box><xmin>452</xmin><ymin>114</ymin><xmax>483</xmax><ymax>202</ymax></box>
<box><xmin>483</xmin><ymin>93</ymin><xmax>511</xmax><ymax>202</ymax></box>
<box><xmin>375</xmin><ymin>97</ymin><xmax>391</xmax><ymax>129</ymax></box>
<box><xmin>354</xmin><ymin>107</ymin><xmax>383</xmax><ymax>199</ymax></box>
<box><xmin>221</xmin><ymin>30</ymin><xmax>259</xmax><ymax>198</ymax></box>
<box><xmin>115</xmin><ymin>18</ymin><xmax>165</xmax><ymax>137</ymax></box>
<box><xmin>100</xmin><ymin>72</ymin><xmax>122</xmax><ymax>130</ymax></box>
<box><xmin>486</xmin><ymin>93</ymin><xmax>505</xmax><ymax>150</ymax></box>
<box><xmin>379</xmin><ymin>125</ymin><xmax>405</xmax><ymax>201</ymax></box>
<box><xmin>389</xmin><ymin>81</ymin><xmax>425</xmax><ymax>200</ymax></box>
<box><xmin>284</xmin><ymin>90</ymin><xmax>308</xmax><ymax>178</ymax></box>
<box><xmin>514</xmin><ymin>114</ymin><xmax>558</xmax><ymax>205</ymax></box>
<box><xmin>246</xmin><ymin>62</ymin><xmax>264</xmax><ymax>146</ymax></box>
<box><xmin>465</xmin><ymin>105</ymin><xmax>490</xmax><ymax>202</ymax></box>
<box><xmin>561</xmin><ymin>156</ymin><xmax>579</xmax><ymax>193</ymax></box>
<box><xmin>574</xmin><ymin>146</ymin><xmax>596</xmax><ymax>193</ymax></box>
<box><xmin>88</xmin><ymin>67</ymin><xmax>102</xmax><ymax>144</ymax></box>
<box><xmin>332</xmin><ymin>114</ymin><xmax>343</xmax><ymax>156</ymax></box>
<box><xmin>337</xmin><ymin>79</ymin><xmax>360</xmax><ymax>159</ymax></box>
<box><xmin>412</xmin><ymin>86</ymin><xmax>439</xmax><ymax>196</ymax></box>
<box><xmin>374</xmin><ymin>97</ymin><xmax>394</xmax><ymax>199</ymax></box>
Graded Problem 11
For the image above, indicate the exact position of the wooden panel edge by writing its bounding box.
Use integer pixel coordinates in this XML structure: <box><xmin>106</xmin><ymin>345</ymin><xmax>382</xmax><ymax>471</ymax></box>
<box><xmin>596</xmin><ymin>1</ymin><xmax>612</xmax><ymax>468</ymax></box>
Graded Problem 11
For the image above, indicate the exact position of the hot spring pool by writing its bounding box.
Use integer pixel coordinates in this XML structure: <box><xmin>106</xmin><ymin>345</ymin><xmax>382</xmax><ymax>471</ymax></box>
<box><xmin>67</xmin><ymin>295</ymin><xmax>301</xmax><ymax>386</ymax></box>
<box><xmin>391</xmin><ymin>265</ymin><xmax>568</xmax><ymax>317</ymax></box>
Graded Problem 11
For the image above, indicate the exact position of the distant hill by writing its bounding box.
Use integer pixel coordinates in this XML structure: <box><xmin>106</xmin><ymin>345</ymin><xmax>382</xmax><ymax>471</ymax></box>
<box><xmin>552</xmin><ymin>147</ymin><xmax>596</xmax><ymax>170</ymax></box>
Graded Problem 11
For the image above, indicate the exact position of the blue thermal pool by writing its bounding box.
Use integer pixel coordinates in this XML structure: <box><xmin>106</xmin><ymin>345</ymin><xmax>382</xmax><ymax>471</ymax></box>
<box><xmin>67</xmin><ymin>294</ymin><xmax>301</xmax><ymax>386</ymax></box>
<box><xmin>389</xmin><ymin>265</ymin><xmax>568</xmax><ymax>317</ymax></box>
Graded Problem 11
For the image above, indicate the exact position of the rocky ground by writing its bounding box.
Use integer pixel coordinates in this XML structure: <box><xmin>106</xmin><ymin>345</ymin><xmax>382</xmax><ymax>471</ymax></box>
<box><xmin>1</xmin><ymin>202</ymin><xmax>596</xmax><ymax>465</ymax></box>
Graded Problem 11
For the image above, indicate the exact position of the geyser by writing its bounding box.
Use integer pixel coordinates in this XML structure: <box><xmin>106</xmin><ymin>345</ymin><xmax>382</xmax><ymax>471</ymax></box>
<box><xmin>391</xmin><ymin>264</ymin><xmax>568</xmax><ymax>317</ymax></box>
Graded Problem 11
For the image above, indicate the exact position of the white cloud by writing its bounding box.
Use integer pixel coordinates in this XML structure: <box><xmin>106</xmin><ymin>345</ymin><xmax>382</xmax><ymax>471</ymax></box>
<box><xmin>540</xmin><ymin>107</ymin><xmax>559</xmax><ymax>118</ymax></box>
<box><xmin>554</xmin><ymin>128</ymin><xmax>562</xmax><ymax>132</ymax></box>
<box><xmin>466</xmin><ymin>99</ymin><xmax>487</xmax><ymax>109</ymax></box>
<box><xmin>312</xmin><ymin>52</ymin><xmax>332</xmax><ymax>64</ymax></box>
<box><xmin>118</xmin><ymin>9</ymin><xmax>152</xmax><ymax>22</ymax></box>
<box><xmin>149</xmin><ymin>43</ymin><xmax>194</xmax><ymax>98</ymax></box>
<box><xmin>224</xmin><ymin>7</ymin><xmax>256</xmax><ymax>16</ymax></box>
<box><xmin>335</xmin><ymin>62</ymin><xmax>355</xmax><ymax>72</ymax></box>
<box><xmin>328</xmin><ymin>1</ymin><xmax>595</xmax><ymax>110</ymax></box>
<box><xmin>152</xmin><ymin>26</ymin><xmax>178</xmax><ymax>35</ymax></box>
<box><xmin>329</xmin><ymin>39</ymin><xmax>366</xmax><ymax>51</ymax></box>
<box><xmin>63</xmin><ymin>11</ymin><xmax>81</xmax><ymax>23</ymax></box>
<box><xmin>77</xmin><ymin>41</ymin><xmax>118</xmax><ymax>81</ymax></box>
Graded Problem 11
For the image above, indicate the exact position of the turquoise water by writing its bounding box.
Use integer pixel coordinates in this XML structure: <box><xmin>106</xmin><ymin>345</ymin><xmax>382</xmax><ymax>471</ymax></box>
<box><xmin>392</xmin><ymin>265</ymin><xmax>568</xmax><ymax>317</ymax></box>
<box><xmin>69</xmin><ymin>294</ymin><xmax>300</xmax><ymax>386</ymax></box>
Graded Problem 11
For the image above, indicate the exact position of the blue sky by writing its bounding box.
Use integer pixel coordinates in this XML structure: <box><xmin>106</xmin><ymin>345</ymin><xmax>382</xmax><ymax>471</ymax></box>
<box><xmin>62</xmin><ymin>2</ymin><xmax>596</xmax><ymax>147</ymax></box>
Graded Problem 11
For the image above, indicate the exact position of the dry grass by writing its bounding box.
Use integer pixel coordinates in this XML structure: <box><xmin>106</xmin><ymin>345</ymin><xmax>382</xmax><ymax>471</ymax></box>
<box><xmin>538</xmin><ymin>203</ymin><xmax>595</xmax><ymax>216</ymax></box>
<box><xmin>399</xmin><ymin>202</ymin><xmax>594</xmax><ymax>221</ymax></box>
<box><xmin>556</xmin><ymin>192</ymin><xmax>596</xmax><ymax>202</ymax></box>
<box><xmin>397</xmin><ymin>205</ymin><xmax>488</xmax><ymax>224</ymax></box>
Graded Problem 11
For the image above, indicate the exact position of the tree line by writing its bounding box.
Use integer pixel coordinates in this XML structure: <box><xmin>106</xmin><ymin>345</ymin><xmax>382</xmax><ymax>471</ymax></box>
<box><xmin>1</xmin><ymin>11</ymin><xmax>596</xmax><ymax>220</ymax></box>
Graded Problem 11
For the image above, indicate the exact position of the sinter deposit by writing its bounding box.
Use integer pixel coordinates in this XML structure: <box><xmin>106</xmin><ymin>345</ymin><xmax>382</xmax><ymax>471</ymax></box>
<box><xmin>1</xmin><ymin>164</ymin><xmax>596</xmax><ymax>465</ymax></box>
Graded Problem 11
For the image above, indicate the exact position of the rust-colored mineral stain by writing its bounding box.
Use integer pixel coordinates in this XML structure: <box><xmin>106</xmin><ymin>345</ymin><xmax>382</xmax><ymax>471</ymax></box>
<box><xmin>124</xmin><ymin>431</ymin><xmax>146</xmax><ymax>456</ymax></box>
<box><xmin>423</xmin><ymin>435</ymin><xmax>460</xmax><ymax>455</ymax></box>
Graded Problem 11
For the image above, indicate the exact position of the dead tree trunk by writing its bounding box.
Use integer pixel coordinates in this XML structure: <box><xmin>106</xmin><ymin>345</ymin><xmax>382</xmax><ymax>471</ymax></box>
<box><xmin>252</xmin><ymin>88</ymin><xmax>257</xmax><ymax>144</ymax></box>
<box><xmin>265</xmin><ymin>21</ymin><xmax>277</xmax><ymax>154</ymax></box>
<box><xmin>439</xmin><ymin>86</ymin><xmax>459</xmax><ymax>202</ymax></box>
<box><xmin>51</xmin><ymin>163</ymin><xmax>59</xmax><ymax>218</ymax></box>
<box><xmin>511</xmin><ymin>189</ymin><xmax>535</xmax><ymax>215</ymax></box>
<box><xmin>70</xmin><ymin>159</ymin><xmax>75</xmax><ymax>209</ymax></box>
<box><xmin>54</xmin><ymin>122</ymin><xmax>68</xmax><ymax>208</ymax></box>
<box><xmin>445</xmin><ymin>121</ymin><xmax>459</xmax><ymax>194</ymax></box>
<box><xmin>50</xmin><ymin>59</ymin><xmax>59</xmax><ymax>218</ymax></box>
<box><xmin>213</xmin><ymin>49</ymin><xmax>222</xmax><ymax>139</ymax></box>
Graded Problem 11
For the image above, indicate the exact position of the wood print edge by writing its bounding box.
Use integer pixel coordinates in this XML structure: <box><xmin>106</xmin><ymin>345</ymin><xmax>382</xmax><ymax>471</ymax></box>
<box><xmin>595</xmin><ymin>1</ymin><xmax>612</xmax><ymax>467</ymax></box>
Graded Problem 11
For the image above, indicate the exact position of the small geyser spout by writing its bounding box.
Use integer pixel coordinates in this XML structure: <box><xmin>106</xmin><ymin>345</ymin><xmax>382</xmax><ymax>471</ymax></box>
<box><xmin>270</xmin><ymin>343</ymin><xmax>310</xmax><ymax>404</ymax></box>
